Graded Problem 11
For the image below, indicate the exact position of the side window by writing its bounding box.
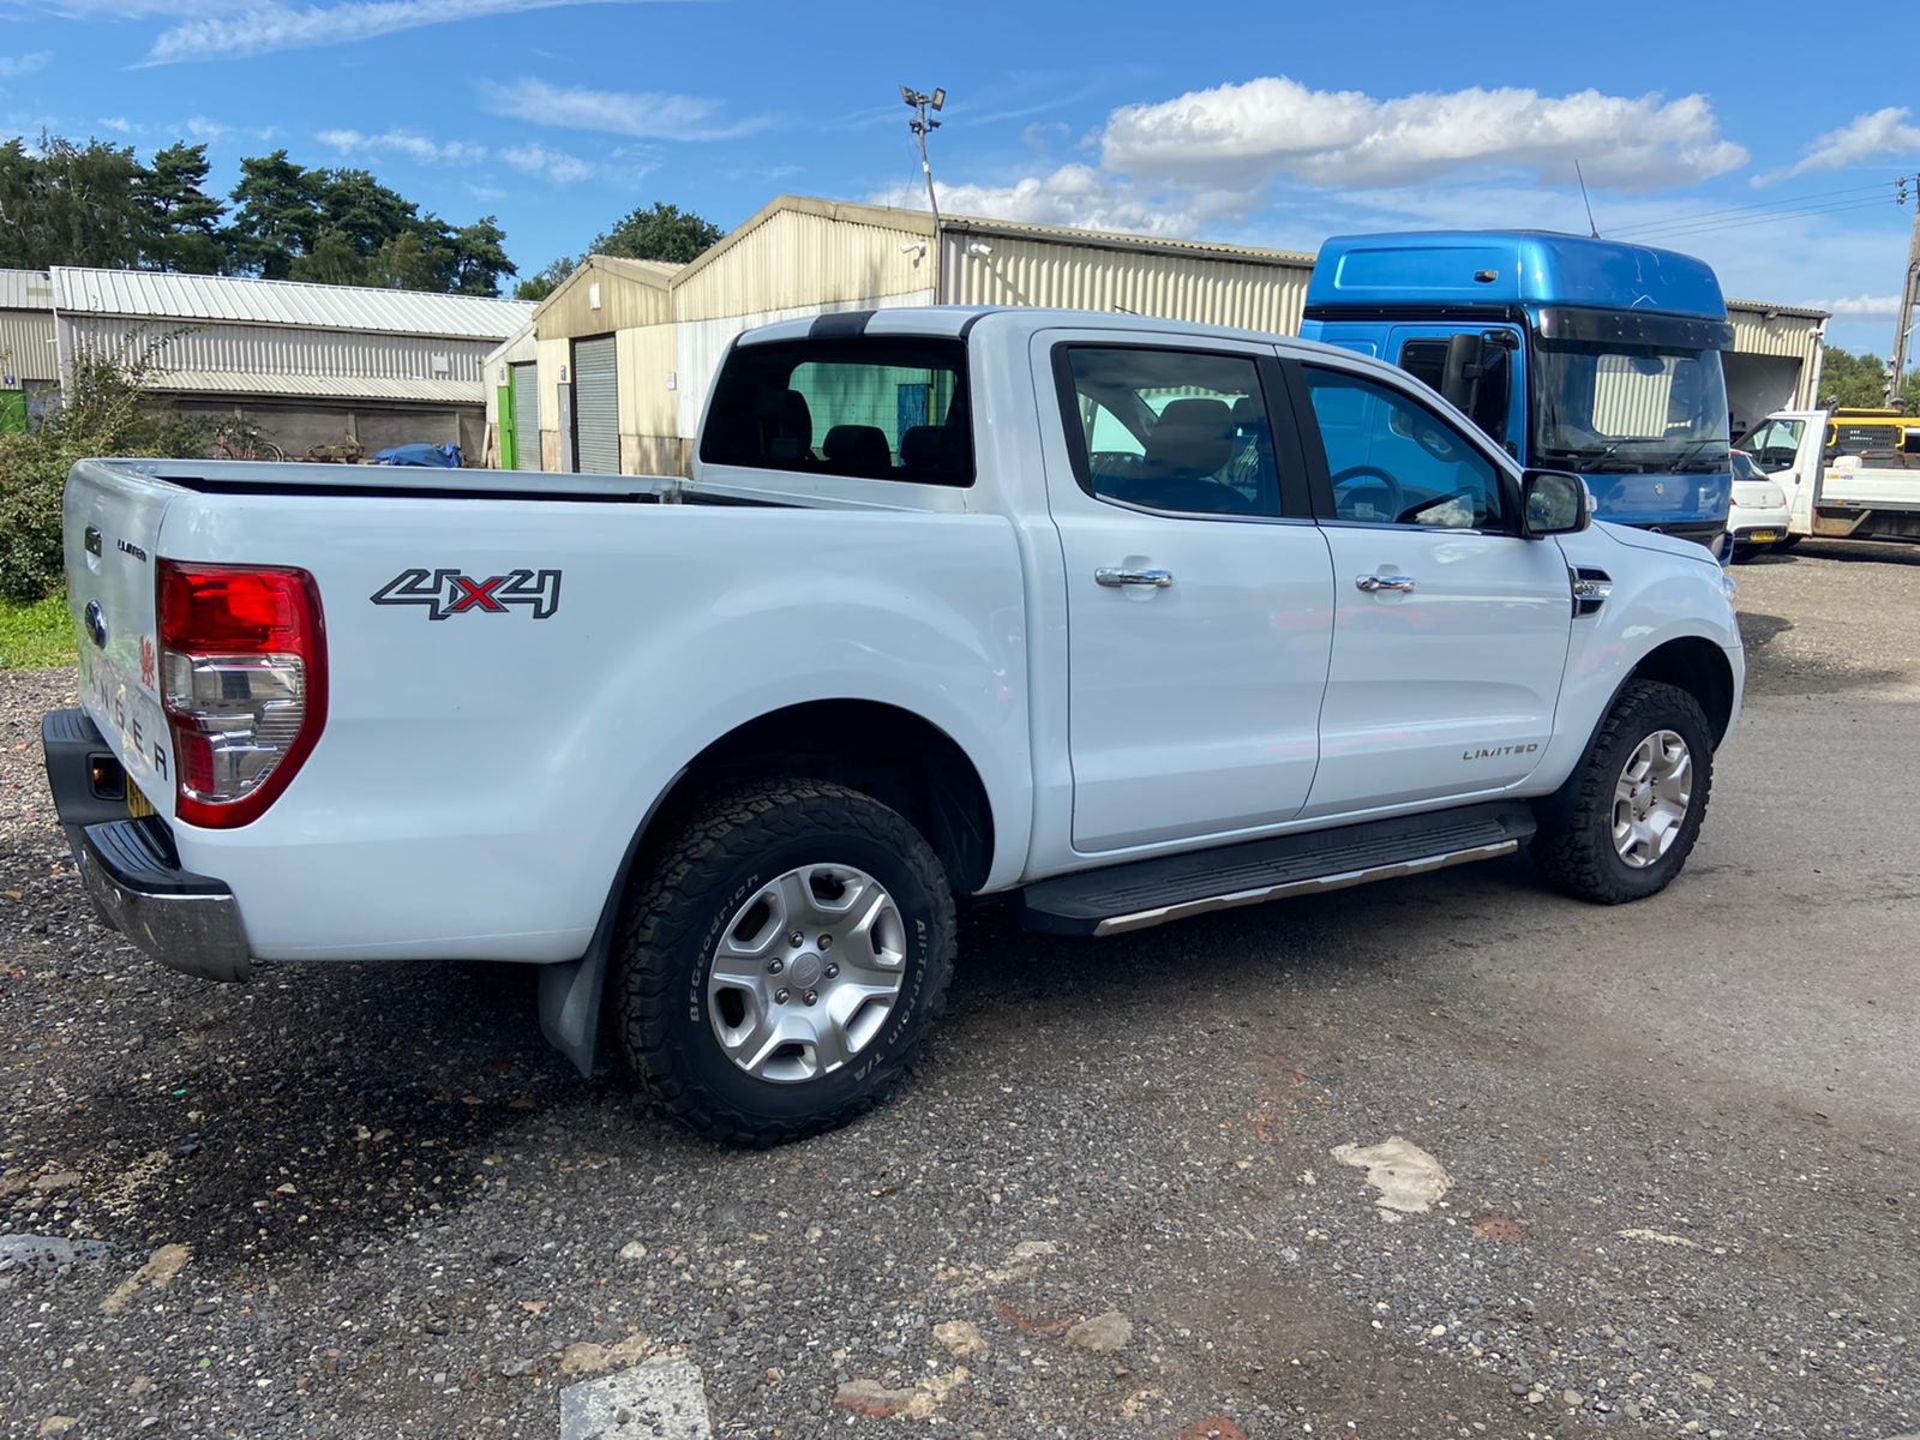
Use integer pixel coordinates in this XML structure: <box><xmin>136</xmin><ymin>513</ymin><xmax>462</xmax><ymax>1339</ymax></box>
<box><xmin>1397</xmin><ymin>336</ymin><xmax>1512</xmax><ymax>446</ymax></box>
<box><xmin>1746</xmin><ymin>419</ymin><xmax>1802</xmax><ymax>473</ymax></box>
<box><xmin>699</xmin><ymin>336</ymin><xmax>972</xmax><ymax>486</ymax></box>
<box><xmin>1305</xmin><ymin>366</ymin><xmax>1508</xmax><ymax>530</ymax></box>
<box><xmin>1059</xmin><ymin>346</ymin><xmax>1283</xmax><ymax>518</ymax></box>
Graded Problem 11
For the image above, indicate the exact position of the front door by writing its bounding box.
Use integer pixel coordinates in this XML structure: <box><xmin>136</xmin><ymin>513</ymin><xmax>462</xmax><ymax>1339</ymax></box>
<box><xmin>1296</xmin><ymin>361</ymin><xmax>1573</xmax><ymax>818</ymax></box>
<box><xmin>1385</xmin><ymin>322</ymin><xmax>1524</xmax><ymax>458</ymax></box>
<box><xmin>1040</xmin><ymin>334</ymin><xmax>1335</xmax><ymax>853</ymax></box>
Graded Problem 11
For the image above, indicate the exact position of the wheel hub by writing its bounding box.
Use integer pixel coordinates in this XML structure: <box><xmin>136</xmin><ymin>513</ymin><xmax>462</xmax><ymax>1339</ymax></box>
<box><xmin>1611</xmin><ymin>729</ymin><xmax>1693</xmax><ymax>869</ymax></box>
<box><xmin>705</xmin><ymin>863</ymin><xmax>907</xmax><ymax>1084</ymax></box>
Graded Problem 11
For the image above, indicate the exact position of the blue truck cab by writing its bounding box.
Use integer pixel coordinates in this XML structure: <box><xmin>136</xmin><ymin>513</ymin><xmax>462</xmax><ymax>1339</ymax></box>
<box><xmin>1301</xmin><ymin>231</ymin><xmax>1734</xmax><ymax>558</ymax></box>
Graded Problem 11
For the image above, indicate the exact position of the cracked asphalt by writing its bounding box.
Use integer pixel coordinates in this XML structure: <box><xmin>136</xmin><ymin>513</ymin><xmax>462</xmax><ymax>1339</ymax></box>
<box><xmin>2</xmin><ymin>538</ymin><xmax>1917</xmax><ymax>1439</ymax></box>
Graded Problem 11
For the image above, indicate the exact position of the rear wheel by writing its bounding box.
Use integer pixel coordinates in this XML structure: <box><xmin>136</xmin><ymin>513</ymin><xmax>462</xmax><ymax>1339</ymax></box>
<box><xmin>1532</xmin><ymin>680</ymin><xmax>1713</xmax><ymax>904</ymax></box>
<box><xmin>613</xmin><ymin>779</ymin><xmax>955</xmax><ymax>1145</ymax></box>
<box><xmin>1770</xmin><ymin>534</ymin><xmax>1801</xmax><ymax>553</ymax></box>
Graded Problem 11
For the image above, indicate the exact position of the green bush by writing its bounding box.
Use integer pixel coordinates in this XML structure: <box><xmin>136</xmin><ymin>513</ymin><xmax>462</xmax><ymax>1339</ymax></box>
<box><xmin>0</xmin><ymin>339</ymin><xmax>212</xmax><ymax>602</ymax></box>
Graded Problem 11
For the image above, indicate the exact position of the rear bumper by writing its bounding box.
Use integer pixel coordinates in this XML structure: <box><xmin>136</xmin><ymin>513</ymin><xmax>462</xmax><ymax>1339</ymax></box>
<box><xmin>1728</xmin><ymin>505</ymin><xmax>1791</xmax><ymax>543</ymax></box>
<box><xmin>42</xmin><ymin>709</ymin><xmax>252</xmax><ymax>983</ymax></box>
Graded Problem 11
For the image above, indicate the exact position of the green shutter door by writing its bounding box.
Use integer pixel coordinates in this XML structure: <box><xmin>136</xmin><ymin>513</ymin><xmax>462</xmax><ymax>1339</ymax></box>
<box><xmin>572</xmin><ymin>336</ymin><xmax>619</xmax><ymax>474</ymax></box>
<box><xmin>510</xmin><ymin>362</ymin><xmax>540</xmax><ymax>470</ymax></box>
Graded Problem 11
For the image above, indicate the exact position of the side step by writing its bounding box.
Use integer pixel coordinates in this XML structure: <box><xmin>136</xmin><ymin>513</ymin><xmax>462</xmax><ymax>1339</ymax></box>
<box><xmin>1021</xmin><ymin>801</ymin><xmax>1536</xmax><ymax>937</ymax></box>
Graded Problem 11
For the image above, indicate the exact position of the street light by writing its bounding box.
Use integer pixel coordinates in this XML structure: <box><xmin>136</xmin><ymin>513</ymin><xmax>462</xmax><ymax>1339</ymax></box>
<box><xmin>901</xmin><ymin>83</ymin><xmax>946</xmax><ymax>230</ymax></box>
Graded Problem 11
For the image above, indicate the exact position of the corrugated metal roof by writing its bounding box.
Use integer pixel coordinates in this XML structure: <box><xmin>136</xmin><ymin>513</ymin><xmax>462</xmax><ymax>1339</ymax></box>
<box><xmin>147</xmin><ymin>371</ymin><xmax>484</xmax><ymax>404</ymax></box>
<box><xmin>941</xmin><ymin>212</ymin><xmax>1317</xmax><ymax>269</ymax></box>
<box><xmin>50</xmin><ymin>267</ymin><xmax>533</xmax><ymax>341</ymax></box>
<box><xmin>1726</xmin><ymin>297</ymin><xmax>1830</xmax><ymax>321</ymax></box>
<box><xmin>0</xmin><ymin>269</ymin><xmax>54</xmax><ymax>312</ymax></box>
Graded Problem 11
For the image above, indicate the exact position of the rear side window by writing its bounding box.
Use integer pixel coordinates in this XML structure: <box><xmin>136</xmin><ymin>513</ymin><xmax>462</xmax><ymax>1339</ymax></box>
<box><xmin>1056</xmin><ymin>345</ymin><xmax>1284</xmax><ymax>518</ymax></box>
<box><xmin>701</xmin><ymin>336</ymin><xmax>972</xmax><ymax>486</ymax></box>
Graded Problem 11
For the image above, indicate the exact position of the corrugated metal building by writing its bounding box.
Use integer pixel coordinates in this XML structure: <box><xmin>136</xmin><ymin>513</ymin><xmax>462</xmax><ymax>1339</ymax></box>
<box><xmin>53</xmin><ymin>266</ymin><xmax>532</xmax><ymax>457</ymax></box>
<box><xmin>1</xmin><ymin>269</ymin><xmax>58</xmax><ymax>432</ymax></box>
<box><xmin>488</xmin><ymin>195</ymin><xmax>1831</xmax><ymax>475</ymax></box>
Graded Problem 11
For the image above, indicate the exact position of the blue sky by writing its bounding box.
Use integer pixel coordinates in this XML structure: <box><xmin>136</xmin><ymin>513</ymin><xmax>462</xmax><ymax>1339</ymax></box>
<box><xmin>1</xmin><ymin>0</ymin><xmax>1916</xmax><ymax>359</ymax></box>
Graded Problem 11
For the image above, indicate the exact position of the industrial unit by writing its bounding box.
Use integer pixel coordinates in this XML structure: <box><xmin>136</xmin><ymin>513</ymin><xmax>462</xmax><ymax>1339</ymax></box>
<box><xmin>0</xmin><ymin>268</ymin><xmax>57</xmax><ymax>434</ymax></box>
<box><xmin>482</xmin><ymin>194</ymin><xmax>1831</xmax><ymax>475</ymax></box>
<box><xmin>51</xmin><ymin>267</ymin><xmax>531</xmax><ymax>457</ymax></box>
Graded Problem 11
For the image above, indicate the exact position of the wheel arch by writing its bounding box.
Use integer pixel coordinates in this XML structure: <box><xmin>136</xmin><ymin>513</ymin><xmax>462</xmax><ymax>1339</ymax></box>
<box><xmin>1626</xmin><ymin>635</ymin><xmax>1736</xmax><ymax>746</ymax></box>
<box><xmin>537</xmin><ymin>699</ymin><xmax>998</xmax><ymax>1079</ymax></box>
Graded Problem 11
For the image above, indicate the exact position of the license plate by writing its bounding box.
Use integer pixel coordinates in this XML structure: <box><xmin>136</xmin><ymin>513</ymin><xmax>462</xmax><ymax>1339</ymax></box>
<box><xmin>126</xmin><ymin>783</ymin><xmax>156</xmax><ymax>820</ymax></box>
<box><xmin>1745</xmin><ymin>530</ymin><xmax>1780</xmax><ymax>544</ymax></box>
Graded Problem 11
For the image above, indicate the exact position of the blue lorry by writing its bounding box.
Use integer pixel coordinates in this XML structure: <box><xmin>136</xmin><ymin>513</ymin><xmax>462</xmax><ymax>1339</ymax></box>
<box><xmin>1301</xmin><ymin>231</ymin><xmax>1735</xmax><ymax>558</ymax></box>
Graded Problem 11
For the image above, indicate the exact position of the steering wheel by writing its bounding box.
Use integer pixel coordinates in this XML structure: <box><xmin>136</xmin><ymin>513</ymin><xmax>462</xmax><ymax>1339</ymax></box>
<box><xmin>1330</xmin><ymin>464</ymin><xmax>1405</xmax><ymax>523</ymax></box>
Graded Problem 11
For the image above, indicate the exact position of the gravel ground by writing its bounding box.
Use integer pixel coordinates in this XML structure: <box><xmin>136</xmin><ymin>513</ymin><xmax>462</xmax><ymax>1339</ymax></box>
<box><xmin>2</xmin><ymin>540</ymin><xmax>1917</xmax><ymax>1439</ymax></box>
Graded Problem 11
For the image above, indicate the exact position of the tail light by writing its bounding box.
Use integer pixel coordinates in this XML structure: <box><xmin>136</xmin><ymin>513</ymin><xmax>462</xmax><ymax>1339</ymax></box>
<box><xmin>157</xmin><ymin>561</ymin><xmax>327</xmax><ymax>829</ymax></box>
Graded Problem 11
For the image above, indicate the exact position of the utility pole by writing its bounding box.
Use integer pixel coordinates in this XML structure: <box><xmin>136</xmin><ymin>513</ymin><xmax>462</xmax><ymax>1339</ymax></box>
<box><xmin>900</xmin><ymin>85</ymin><xmax>946</xmax><ymax>230</ymax></box>
<box><xmin>1891</xmin><ymin>173</ymin><xmax>1919</xmax><ymax>409</ymax></box>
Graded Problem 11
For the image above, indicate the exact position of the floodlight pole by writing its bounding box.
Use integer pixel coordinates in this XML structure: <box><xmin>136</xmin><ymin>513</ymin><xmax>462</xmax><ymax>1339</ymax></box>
<box><xmin>902</xmin><ymin>86</ymin><xmax>945</xmax><ymax>233</ymax></box>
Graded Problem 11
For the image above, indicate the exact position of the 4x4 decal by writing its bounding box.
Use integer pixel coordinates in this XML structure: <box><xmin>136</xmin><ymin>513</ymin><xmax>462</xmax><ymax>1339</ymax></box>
<box><xmin>370</xmin><ymin>567</ymin><xmax>562</xmax><ymax>621</ymax></box>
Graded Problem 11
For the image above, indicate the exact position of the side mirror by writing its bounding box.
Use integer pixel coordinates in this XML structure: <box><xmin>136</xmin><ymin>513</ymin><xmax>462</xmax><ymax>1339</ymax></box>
<box><xmin>1521</xmin><ymin>469</ymin><xmax>1591</xmax><ymax>537</ymax></box>
<box><xmin>1440</xmin><ymin>332</ymin><xmax>1487</xmax><ymax>414</ymax></box>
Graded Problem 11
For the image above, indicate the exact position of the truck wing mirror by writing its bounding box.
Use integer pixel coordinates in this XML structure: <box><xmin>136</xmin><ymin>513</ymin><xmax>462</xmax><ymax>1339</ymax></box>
<box><xmin>1521</xmin><ymin>469</ymin><xmax>1591</xmax><ymax>538</ymax></box>
<box><xmin>1440</xmin><ymin>332</ymin><xmax>1487</xmax><ymax>414</ymax></box>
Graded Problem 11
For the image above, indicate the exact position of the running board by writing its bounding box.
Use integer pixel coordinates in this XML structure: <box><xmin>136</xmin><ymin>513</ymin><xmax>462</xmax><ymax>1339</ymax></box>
<box><xmin>1021</xmin><ymin>802</ymin><xmax>1536</xmax><ymax>937</ymax></box>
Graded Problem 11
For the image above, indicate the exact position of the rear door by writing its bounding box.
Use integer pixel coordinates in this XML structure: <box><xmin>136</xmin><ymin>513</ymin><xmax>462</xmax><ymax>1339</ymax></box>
<box><xmin>1038</xmin><ymin>331</ymin><xmax>1336</xmax><ymax>853</ymax></box>
<box><xmin>1294</xmin><ymin>360</ymin><xmax>1572</xmax><ymax>818</ymax></box>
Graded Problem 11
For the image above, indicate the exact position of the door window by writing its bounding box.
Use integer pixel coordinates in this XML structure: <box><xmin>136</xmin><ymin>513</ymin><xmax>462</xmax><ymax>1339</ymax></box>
<box><xmin>1744</xmin><ymin>418</ymin><xmax>1804</xmax><ymax>472</ymax></box>
<box><xmin>1059</xmin><ymin>347</ymin><xmax>1283</xmax><ymax>518</ymax></box>
<box><xmin>1305</xmin><ymin>367</ymin><xmax>1508</xmax><ymax>530</ymax></box>
<box><xmin>1397</xmin><ymin>337</ymin><xmax>1512</xmax><ymax>445</ymax></box>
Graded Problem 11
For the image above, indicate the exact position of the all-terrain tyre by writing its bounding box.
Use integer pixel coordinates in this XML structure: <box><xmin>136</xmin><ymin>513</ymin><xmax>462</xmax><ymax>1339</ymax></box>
<box><xmin>614</xmin><ymin>779</ymin><xmax>956</xmax><ymax>1146</ymax></box>
<box><xmin>1532</xmin><ymin>679</ymin><xmax>1714</xmax><ymax>905</ymax></box>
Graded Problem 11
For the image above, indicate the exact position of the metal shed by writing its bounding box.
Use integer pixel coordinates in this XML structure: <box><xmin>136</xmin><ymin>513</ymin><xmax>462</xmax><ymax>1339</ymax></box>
<box><xmin>1724</xmin><ymin>299</ymin><xmax>1830</xmax><ymax>435</ymax></box>
<box><xmin>526</xmin><ymin>254</ymin><xmax>681</xmax><ymax>474</ymax></box>
<box><xmin>0</xmin><ymin>269</ymin><xmax>57</xmax><ymax>433</ymax></box>
<box><xmin>51</xmin><ymin>267</ymin><xmax>531</xmax><ymax>459</ymax></box>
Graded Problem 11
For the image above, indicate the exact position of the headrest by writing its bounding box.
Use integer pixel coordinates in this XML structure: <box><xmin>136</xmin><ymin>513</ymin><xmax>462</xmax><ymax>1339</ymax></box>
<box><xmin>1145</xmin><ymin>397</ymin><xmax>1234</xmax><ymax>480</ymax></box>
<box><xmin>822</xmin><ymin>424</ymin><xmax>893</xmax><ymax>477</ymax></box>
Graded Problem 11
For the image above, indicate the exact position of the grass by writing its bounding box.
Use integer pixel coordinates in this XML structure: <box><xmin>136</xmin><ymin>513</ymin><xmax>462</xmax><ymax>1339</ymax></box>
<box><xmin>0</xmin><ymin>597</ymin><xmax>75</xmax><ymax>670</ymax></box>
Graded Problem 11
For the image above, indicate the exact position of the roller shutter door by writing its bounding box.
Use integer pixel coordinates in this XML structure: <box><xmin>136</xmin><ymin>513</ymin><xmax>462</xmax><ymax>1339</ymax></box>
<box><xmin>510</xmin><ymin>362</ymin><xmax>540</xmax><ymax>470</ymax></box>
<box><xmin>572</xmin><ymin>334</ymin><xmax>619</xmax><ymax>473</ymax></box>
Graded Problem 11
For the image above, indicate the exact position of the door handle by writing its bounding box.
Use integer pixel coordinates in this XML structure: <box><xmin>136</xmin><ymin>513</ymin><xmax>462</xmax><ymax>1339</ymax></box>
<box><xmin>1096</xmin><ymin>567</ymin><xmax>1174</xmax><ymax>589</ymax></box>
<box><xmin>1355</xmin><ymin>574</ymin><xmax>1416</xmax><ymax>593</ymax></box>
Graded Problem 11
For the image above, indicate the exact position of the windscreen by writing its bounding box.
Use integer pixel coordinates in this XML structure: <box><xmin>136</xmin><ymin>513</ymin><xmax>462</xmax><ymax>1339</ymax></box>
<box><xmin>1532</xmin><ymin>339</ymin><xmax>1729</xmax><ymax>476</ymax></box>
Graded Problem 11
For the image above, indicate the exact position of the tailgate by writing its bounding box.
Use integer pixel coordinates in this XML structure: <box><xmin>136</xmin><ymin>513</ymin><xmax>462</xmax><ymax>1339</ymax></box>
<box><xmin>65</xmin><ymin>459</ymin><xmax>178</xmax><ymax>815</ymax></box>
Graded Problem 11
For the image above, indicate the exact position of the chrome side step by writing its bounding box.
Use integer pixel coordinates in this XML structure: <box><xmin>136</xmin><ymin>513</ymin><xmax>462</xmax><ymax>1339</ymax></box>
<box><xmin>1020</xmin><ymin>801</ymin><xmax>1536</xmax><ymax>937</ymax></box>
<box><xmin>1091</xmin><ymin>840</ymin><xmax>1519</xmax><ymax>936</ymax></box>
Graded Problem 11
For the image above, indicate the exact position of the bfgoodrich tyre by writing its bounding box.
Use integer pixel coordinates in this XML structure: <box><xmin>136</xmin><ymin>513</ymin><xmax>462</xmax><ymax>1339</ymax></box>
<box><xmin>613</xmin><ymin>779</ymin><xmax>955</xmax><ymax>1146</ymax></box>
<box><xmin>1532</xmin><ymin>680</ymin><xmax>1714</xmax><ymax>905</ymax></box>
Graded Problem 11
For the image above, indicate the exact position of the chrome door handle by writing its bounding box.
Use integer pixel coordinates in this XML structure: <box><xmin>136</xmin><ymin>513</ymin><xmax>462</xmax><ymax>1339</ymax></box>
<box><xmin>1095</xmin><ymin>567</ymin><xmax>1174</xmax><ymax>589</ymax></box>
<box><xmin>1355</xmin><ymin>574</ymin><xmax>1416</xmax><ymax>593</ymax></box>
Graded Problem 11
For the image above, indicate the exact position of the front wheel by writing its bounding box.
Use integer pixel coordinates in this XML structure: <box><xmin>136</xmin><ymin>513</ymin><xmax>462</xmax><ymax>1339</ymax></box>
<box><xmin>1532</xmin><ymin>680</ymin><xmax>1714</xmax><ymax>904</ymax></box>
<box><xmin>613</xmin><ymin>779</ymin><xmax>955</xmax><ymax>1145</ymax></box>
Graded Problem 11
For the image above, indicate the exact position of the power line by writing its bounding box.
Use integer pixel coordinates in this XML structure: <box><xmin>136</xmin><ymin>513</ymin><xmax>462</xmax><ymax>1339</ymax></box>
<box><xmin>1607</xmin><ymin>178</ymin><xmax>1900</xmax><ymax>237</ymax></box>
<box><xmin>1622</xmin><ymin>196</ymin><xmax>1898</xmax><ymax>244</ymax></box>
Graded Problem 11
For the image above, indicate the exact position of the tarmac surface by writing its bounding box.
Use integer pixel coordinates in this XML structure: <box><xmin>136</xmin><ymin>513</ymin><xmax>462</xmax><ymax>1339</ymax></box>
<box><xmin>1</xmin><ymin>538</ymin><xmax>1915</xmax><ymax>1439</ymax></box>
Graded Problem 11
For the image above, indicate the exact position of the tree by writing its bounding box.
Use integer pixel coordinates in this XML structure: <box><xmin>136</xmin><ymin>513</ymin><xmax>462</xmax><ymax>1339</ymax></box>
<box><xmin>514</xmin><ymin>255</ymin><xmax>575</xmax><ymax>302</ymax></box>
<box><xmin>139</xmin><ymin>142</ymin><xmax>227</xmax><ymax>273</ymax></box>
<box><xmin>446</xmin><ymin>217</ymin><xmax>515</xmax><ymax>296</ymax></box>
<box><xmin>590</xmin><ymin>200</ymin><xmax>722</xmax><ymax>264</ymax></box>
<box><xmin>1819</xmin><ymin>345</ymin><xmax>1920</xmax><ymax>411</ymax></box>
<box><xmin>227</xmin><ymin>150</ymin><xmax>326</xmax><ymax>279</ymax></box>
<box><xmin>0</xmin><ymin>134</ymin><xmax>149</xmax><ymax>271</ymax></box>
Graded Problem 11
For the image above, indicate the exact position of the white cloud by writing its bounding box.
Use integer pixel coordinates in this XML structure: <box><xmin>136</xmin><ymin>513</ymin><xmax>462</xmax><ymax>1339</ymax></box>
<box><xmin>139</xmin><ymin>0</ymin><xmax>642</xmax><ymax>66</ymax></box>
<box><xmin>498</xmin><ymin>141</ymin><xmax>598</xmax><ymax>184</ymax></box>
<box><xmin>317</xmin><ymin>126</ymin><xmax>487</xmax><ymax>165</ymax></box>
<box><xmin>0</xmin><ymin>51</ymin><xmax>52</xmax><ymax>79</ymax></box>
<box><xmin>1100</xmin><ymin>76</ymin><xmax>1747</xmax><ymax>191</ymax></box>
<box><xmin>1758</xmin><ymin>107</ymin><xmax>1920</xmax><ymax>184</ymax></box>
<box><xmin>1815</xmin><ymin>294</ymin><xmax>1904</xmax><ymax>317</ymax></box>
<box><xmin>484</xmin><ymin>77</ymin><xmax>769</xmax><ymax>141</ymax></box>
<box><xmin>97</xmin><ymin>115</ymin><xmax>133</xmax><ymax>132</ymax></box>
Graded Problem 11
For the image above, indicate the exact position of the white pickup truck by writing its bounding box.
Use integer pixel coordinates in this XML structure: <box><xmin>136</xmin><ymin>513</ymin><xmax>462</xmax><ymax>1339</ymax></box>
<box><xmin>44</xmin><ymin>307</ymin><xmax>1743</xmax><ymax>1144</ymax></box>
<box><xmin>1743</xmin><ymin>407</ymin><xmax>1920</xmax><ymax>547</ymax></box>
